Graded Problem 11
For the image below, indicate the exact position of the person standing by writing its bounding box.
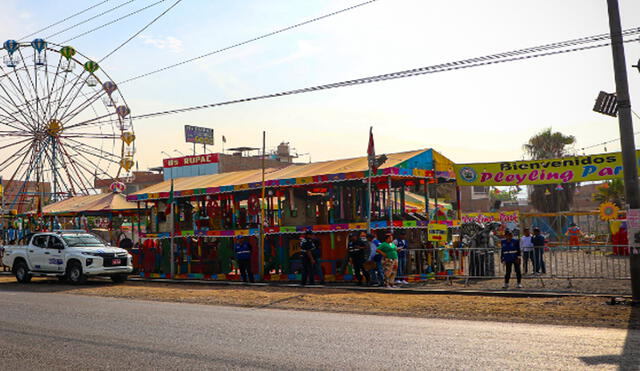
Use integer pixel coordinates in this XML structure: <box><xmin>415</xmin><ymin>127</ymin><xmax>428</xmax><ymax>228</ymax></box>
<box><xmin>376</xmin><ymin>233</ymin><xmax>398</xmax><ymax>288</ymax></box>
<box><xmin>393</xmin><ymin>232</ymin><xmax>409</xmax><ymax>285</ymax></box>
<box><xmin>300</xmin><ymin>231</ymin><xmax>317</xmax><ymax>285</ymax></box>
<box><xmin>309</xmin><ymin>232</ymin><xmax>325</xmax><ymax>285</ymax></box>
<box><xmin>348</xmin><ymin>232</ymin><xmax>370</xmax><ymax>286</ymax></box>
<box><xmin>532</xmin><ymin>228</ymin><xmax>546</xmax><ymax>275</ymax></box>
<box><xmin>235</xmin><ymin>236</ymin><xmax>254</xmax><ymax>283</ymax></box>
<box><xmin>520</xmin><ymin>228</ymin><xmax>534</xmax><ymax>275</ymax></box>
<box><xmin>500</xmin><ymin>230</ymin><xmax>522</xmax><ymax>289</ymax></box>
<box><xmin>566</xmin><ymin>223</ymin><xmax>582</xmax><ymax>249</ymax></box>
<box><xmin>367</xmin><ymin>233</ymin><xmax>383</xmax><ymax>286</ymax></box>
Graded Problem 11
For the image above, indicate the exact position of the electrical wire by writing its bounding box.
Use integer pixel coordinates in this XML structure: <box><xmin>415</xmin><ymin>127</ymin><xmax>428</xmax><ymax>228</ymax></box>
<box><xmin>44</xmin><ymin>0</ymin><xmax>139</xmax><ymax>40</ymax></box>
<box><xmin>579</xmin><ymin>109</ymin><xmax>640</xmax><ymax>152</ymax></box>
<box><xmin>126</xmin><ymin>33</ymin><xmax>640</xmax><ymax>121</ymax></box>
<box><xmin>99</xmin><ymin>0</ymin><xmax>182</xmax><ymax>63</ymax></box>
<box><xmin>118</xmin><ymin>0</ymin><xmax>381</xmax><ymax>84</ymax></box>
<box><xmin>60</xmin><ymin>0</ymin><xmax>166</xmax><ymax>44</ymax></box>
<box><xmin>19</xmin><ymin>0</ymin><xmax>111</xmax><ymax>41</ymax></box>
<box><xmin>118</xmin><ymin>12</ymin><xmax>636</xmax><ymax>85</ymax></box>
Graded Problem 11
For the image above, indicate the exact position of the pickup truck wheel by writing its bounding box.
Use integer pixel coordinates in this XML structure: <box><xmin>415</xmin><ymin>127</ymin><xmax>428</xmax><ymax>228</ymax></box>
<box><xmin>14</xmin><ymin>261</ymin><xmax>32</xmax><ymax>283</ymax></box>
<box><xmin>66</xmin><ymin>261</ymin><xmax>87</xmax><ymax>285</ymax></box>
<box><xmin>110</xmin><ymin>274</ymin><xmax>128</xmax><ymax>283</ymax></box>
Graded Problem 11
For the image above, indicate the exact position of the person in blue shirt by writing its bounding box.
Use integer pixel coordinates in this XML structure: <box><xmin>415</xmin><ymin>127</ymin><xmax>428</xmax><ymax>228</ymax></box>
<box><xmin>500</xmin><ymin>230</ymin><xmax>522</xmax><ymax>289</ymax></box>
<box><xmin>300</xmin><ymin>230</ymin><xmax>321</xmax><ymax>285</ymax></box>
<box><xmin>367</xmin><ymin>233</ymin><xmax>384</xmax><ymax>286</ymax></box>
<box><xmin>235</xmin><ymin>236</ymin><xmax>254</xmax><ymax>283</ymax></box>
<box><xmin>393</xmin><ymin>232</ymin><xmax>409</xmax><ymax>285</ymax></box>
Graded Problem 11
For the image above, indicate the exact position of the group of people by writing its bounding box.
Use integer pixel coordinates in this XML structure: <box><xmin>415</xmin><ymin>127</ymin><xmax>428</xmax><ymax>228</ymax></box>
<box><xmin>297</xmin><ymin>229</ymin><xmax>410</xmax><ymax>288</ymax></box>
<box><xmin>346</xmin><ymin>231</ymin><xmax>409</xmax><ymax>288</ymax></box>
<box><xmin>500</xmin><ymin>227</ymin><xmax>547</xmax><ymax>289</ymax></box>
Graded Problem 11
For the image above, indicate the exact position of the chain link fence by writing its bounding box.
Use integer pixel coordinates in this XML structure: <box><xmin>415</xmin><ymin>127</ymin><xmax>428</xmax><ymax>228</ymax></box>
<box><xmin>405</xmin><ymin>245</ymin><xmax>631</xmax><ymax>281</ymax></box>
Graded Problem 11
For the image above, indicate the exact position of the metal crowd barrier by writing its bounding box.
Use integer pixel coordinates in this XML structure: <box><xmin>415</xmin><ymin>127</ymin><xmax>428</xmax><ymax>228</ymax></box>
<box><xmin>404</xmin><ymin>245</ymin><xmax>632</xmax><ymax>281</ymax></box>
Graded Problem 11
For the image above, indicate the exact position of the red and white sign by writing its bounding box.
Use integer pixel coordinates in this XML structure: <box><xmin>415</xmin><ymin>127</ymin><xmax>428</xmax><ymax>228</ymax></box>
<box><xmin>163</xmin><ymin>154</ymin><xmax>219</xmax><ymax>168</ymax></box>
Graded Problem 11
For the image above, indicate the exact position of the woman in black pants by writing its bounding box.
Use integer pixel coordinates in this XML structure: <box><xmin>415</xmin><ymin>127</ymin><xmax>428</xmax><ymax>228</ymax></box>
<box><xmin>500</xmin><ymin>231</ymin><xmax>522</xmax><ymax>289</ymax></box>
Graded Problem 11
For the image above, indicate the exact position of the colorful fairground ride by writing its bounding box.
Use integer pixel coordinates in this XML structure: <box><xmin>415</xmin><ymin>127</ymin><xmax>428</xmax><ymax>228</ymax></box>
<box><xmin>0</xmin><ymin>39</ymin><xmax>135</xmax><ymax>214</ymax></box>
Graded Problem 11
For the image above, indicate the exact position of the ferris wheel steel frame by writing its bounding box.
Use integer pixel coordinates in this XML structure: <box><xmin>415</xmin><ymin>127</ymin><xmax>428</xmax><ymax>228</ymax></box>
<box><xmin>0</xmin><ymin>39</ymin><xmax>135</xmax><ymax>213</ymax></box>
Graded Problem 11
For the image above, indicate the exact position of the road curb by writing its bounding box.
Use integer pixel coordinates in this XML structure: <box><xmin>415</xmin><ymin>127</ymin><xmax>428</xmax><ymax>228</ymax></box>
<box><xmin>127</xmin><ymin>277</ymin><xmax>630</xmax><ymax>299</ymax></box>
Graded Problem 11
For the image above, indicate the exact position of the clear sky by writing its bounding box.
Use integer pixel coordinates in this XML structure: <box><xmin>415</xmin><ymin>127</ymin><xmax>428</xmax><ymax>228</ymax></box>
<box><xmin>2</xmin><ymin>0</ymin><xmax>640</xmax><ymax>174</ymax></box>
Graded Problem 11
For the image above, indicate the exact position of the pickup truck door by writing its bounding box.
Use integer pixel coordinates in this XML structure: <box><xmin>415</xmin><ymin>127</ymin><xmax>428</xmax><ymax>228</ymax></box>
<box><xmin>28</xmin><ymin>235</ymin><xmax>49</xmax><ymax>271</ymax></box>
<box><xmin>43</xmin><ymin>236</ymin><xmax>65</xmax><ymax>271</ymax></box>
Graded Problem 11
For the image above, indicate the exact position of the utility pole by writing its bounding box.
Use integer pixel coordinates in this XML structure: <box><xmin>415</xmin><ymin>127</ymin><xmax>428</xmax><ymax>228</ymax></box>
<box><xmin>169</xmin><ymin>166</ymin><xmax>175</xmax><ymax>278</ymax></box>
<box><xmin>607</xmin><ymin>0</ymin><xmax>640</xmax><ymax>302</ymax></box>
<box><xmin>259</xmin><ymin>131</ymin><xmax>266</xmax><ymax>281</ymax></box>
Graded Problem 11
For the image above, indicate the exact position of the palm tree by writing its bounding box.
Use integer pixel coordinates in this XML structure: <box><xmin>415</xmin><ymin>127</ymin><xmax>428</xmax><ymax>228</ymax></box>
<box><xmin>592</xmin><ymin>179</ymin><xmax>626</xmax><ymax>207</ymax></box>
<box><xmin>524</xmin><ymin>128</ymin><xmax>576</xmax><ymax>213</ymax></box>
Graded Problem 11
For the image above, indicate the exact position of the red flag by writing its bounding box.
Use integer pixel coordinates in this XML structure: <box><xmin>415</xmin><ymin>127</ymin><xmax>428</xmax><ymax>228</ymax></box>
<box><xmin>367</xmin><ymin>127</ymin><xmax>376</xmax><ymax>173</ymax></box>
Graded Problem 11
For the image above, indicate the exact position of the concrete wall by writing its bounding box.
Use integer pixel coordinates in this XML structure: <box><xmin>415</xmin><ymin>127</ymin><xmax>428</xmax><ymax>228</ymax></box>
<box><xmin>218</xmin><ymin>154</ymin><xmax>292</xmax><ymax>173</ymax></box>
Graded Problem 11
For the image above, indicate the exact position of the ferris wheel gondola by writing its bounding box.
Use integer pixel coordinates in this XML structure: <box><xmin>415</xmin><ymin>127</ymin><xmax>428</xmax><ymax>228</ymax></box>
<box><xmin>0</xmin><ymin>39</ymin><xmax>135</xmax><ymax>213</ymax></box>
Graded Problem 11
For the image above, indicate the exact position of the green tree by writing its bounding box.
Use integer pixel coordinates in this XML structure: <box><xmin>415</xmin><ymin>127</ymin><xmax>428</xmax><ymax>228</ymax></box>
<box><xmin>524</xmin><ymin>128</ymin><xmax>577</xmax><ymax>212</ymax></box>
<box><xmin>592</xmin><ymin>179</ymin><xmax>625</xmax><ymax>207</ymax></box>
<box><xmin>490</xmin><ymin>187</ymin><xmax>518</xmax><ymax>202</ymax></box>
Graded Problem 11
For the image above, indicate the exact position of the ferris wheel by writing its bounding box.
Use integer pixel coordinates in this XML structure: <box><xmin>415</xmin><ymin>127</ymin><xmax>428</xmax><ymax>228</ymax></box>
<box><xmin>0</xmin><ymin>38</ymin><xmax>135</xmax><ymax>212</ymax></box>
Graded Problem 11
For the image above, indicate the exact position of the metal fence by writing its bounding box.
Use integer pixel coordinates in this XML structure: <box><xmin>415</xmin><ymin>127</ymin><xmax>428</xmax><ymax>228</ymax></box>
<box><xmin>406</xmin><ymin>245</ymin><xmax>632</xmax><ymax>280</ymax></box>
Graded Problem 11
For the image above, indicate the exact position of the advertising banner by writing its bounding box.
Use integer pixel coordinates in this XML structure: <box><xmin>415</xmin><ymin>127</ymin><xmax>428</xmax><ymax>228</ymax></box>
<box><xmin>428</xmin><ymin>223</ymin><xmax>448</xmax><ymax>241</ymax></box>
<box><xmin>454</xmin><ymin>151</ymin><xmax>640</xmax><ymax>186</ymax></box>
<box><xmin>163</xmin><ymin>154</ymin><xmax>219</xmax><ymax>168</ymax></box>
<box><xmin>461</xmin><ymin>211</ymin><xmax>519</xmax><ymax>224</ymax></box>
<box><xmin>627</xmin><ymin>208</ymin><xmax>640</xmax><ymax>255</ymax></box>
<box><xmin>185</xmin><ymin>125</ymin><xmax>214</xmax><ymax>145</ymax></box>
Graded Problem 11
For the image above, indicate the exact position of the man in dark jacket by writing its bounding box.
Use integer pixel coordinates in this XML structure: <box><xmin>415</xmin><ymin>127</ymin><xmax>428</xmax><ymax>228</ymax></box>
<box><xmin>300</xmin><ymin>231</ymin><xmax>317</xmax><ymax>285</ymax></box>
<box><xmin>348</xmin><ymin>232</ymin><xmax>370</xmax><ymax>286</ymax></box>
<box><xmin>532</xmin><ymin>228</ymin><xmax>547</xmax><ymax>274</ymax></box>
<box><xmin>500</xmin><ymin>230</ymin><xmax>522</xmax><ymax>289</ymax></box>
<box><xmin>235</xmin><ymin>236</ymin><xmax>254</xmax><ymax>283</ymax></box>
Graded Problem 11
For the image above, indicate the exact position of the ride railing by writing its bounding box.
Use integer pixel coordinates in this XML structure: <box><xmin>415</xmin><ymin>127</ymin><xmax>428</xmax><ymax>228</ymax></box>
<box><xmin>405</xmin><ymin>245</ymin><xmax>632</xmax><ymax>280</ymax></box>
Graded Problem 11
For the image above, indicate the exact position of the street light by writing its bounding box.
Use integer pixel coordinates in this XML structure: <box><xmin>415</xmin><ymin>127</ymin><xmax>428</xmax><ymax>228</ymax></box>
<box><xmin>174</xmin><ymin>149</ymin><xmax>185</xmax><ymax>156</ymax></box>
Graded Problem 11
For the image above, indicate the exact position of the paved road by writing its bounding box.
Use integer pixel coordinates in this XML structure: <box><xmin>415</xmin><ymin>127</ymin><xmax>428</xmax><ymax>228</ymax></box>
<box><xmin>0</xmin><ymin>291</ymin><xmax>637</xmax><ymax>370</ymax></box>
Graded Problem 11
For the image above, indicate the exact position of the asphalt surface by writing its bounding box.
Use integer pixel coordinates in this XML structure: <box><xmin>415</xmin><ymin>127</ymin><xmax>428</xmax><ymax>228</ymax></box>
<box><xmin>0</xmin><ymin>291</ymin><xmax>638</xmax><ymax>370</ymax></box>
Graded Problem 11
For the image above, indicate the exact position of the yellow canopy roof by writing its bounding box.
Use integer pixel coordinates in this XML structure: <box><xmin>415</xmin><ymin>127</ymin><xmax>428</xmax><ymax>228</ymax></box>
<box><xmin>33</xmin><ymin>193</ymin><xmax>139</xmax><ymax>215</ymax></box>
<box><xmin>130</xmin><ymin>148</ymin><xmax>455</xmax><ymax>200</ymax></box>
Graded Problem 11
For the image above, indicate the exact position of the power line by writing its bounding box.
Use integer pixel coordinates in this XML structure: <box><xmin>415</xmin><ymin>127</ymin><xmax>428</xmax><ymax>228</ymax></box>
<box><xmin>118</xmin><ymin>0</ymin><xmax>381</xmax><ymax>84</ymax></box>
<box><xmin>118</xmin><ymin>4</ymin><xmax>634</xmax><ymax>85</ymax></box>
<box><xmin>126</xmin><ymin>32</ymin><xmax>640</xmax><ymax>121</ymax></box>
<box><xmin>99</xmin><ymin>0</ymin><xmax>182</xmax><ymax>62</ymax></box>
<box><xmin>19</xmin><ymin>0</ymin><xmax>111</xmax><ymax>41</ymax></box>
<box><xmin>60</xmin><ymin>0</ymin><xmax>166</xmax><ymax>44</ymax></box>
<box><xmin>579</xmin><ymin>109</ymin><xmax>640</xmax><ymax>152</ymax></box>
<box><xmin>45</xmin><ymin>0</ymin><xmax>139</xmax><ymax>40</ymax></box>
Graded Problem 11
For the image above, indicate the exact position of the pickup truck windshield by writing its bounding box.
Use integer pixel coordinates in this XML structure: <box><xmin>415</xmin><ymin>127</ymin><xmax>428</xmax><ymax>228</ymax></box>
<box><xmin>61</xmin><ymin>234</ymin><xmax>106</xmax><ymax>247</ymax></box>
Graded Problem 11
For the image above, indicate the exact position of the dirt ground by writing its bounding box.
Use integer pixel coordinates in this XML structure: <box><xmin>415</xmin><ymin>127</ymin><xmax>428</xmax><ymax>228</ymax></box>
<box><xmin>0</xmin><ymin>276</ymin><xmax>637</xmax><ymax>330</ymax></box>
<box><xmin>413</xmin><ymin>277</ymin><xmax>632</xmax><ymax>295</ymax></box>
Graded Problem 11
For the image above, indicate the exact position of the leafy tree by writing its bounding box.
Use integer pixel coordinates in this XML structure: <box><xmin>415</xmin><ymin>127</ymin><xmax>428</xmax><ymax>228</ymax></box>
<box><xmin>490</xmin><ymin>187</ymin><xmax>519</xmax><ymax>202</ymax></box>
<box><xmin>524</xmin><ymin>128</ymin><xmax>576</xmax><ymax>212</ymax></box>
<box><xmin>592</xmin><ymin>179</ymin><xmax>625</xmax><ymax>207</ymax></box>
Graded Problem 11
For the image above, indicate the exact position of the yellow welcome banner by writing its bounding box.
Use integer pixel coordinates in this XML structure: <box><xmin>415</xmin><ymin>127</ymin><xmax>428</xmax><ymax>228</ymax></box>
<box><xmin>454</xmin><ymin>151</ymin><xmax>640</xmax><ymax>186</ymax></box>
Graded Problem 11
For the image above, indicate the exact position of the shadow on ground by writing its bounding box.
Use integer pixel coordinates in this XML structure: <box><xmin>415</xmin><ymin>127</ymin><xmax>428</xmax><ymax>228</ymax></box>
<box><xmin>580</xmin><ymin>304</ymin><xmax>639</xmax><ymax>370</ymax></box>
<box><xmin>0</xmin><ymin>276</ymin><xmax>119</xmax><ymax>293</ymax></box>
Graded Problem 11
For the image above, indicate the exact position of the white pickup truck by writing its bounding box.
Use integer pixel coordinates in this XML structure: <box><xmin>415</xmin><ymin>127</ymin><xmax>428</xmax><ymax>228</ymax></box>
<box><xmin>2</xmin><ymin>230</ymin><xmax>133</xmax><ymax>284</ymax></box>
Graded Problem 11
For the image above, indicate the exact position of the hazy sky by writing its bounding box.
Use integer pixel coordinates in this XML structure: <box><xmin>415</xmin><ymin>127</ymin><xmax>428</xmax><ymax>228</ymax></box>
<box><xmin>2</xmin><ymin>0</ymin><xmax>640</xmax><ymax>175</ymax></box>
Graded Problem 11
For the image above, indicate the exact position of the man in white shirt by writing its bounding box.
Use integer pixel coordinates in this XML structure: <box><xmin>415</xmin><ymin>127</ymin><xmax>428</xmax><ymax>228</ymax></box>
<box><xmin>520</xmin><ymin>228</ymin><xmax>534</xmax><ymax>275</ymax></box>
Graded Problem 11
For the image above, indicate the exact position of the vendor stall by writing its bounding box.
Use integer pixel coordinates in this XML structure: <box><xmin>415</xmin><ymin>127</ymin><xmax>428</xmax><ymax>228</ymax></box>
<box><xmin>128</xmin><ymin>148</ymin><xmax>458</xmax><ymax>282</ymax></box>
